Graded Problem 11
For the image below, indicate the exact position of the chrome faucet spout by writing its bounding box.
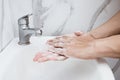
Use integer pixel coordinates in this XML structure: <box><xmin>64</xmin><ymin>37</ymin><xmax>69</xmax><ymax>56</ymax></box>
<box><xmin>18</xmin><ymin>14</ymin><xmax>42</xmax><ymax>45</ymax></box>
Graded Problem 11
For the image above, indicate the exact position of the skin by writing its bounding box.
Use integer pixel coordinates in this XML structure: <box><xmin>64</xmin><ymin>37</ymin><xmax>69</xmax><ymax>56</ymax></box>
<box><xmin>33</xmin><ymin>11</ymin><xmax>120</xmax><ymax>63</ymax></box>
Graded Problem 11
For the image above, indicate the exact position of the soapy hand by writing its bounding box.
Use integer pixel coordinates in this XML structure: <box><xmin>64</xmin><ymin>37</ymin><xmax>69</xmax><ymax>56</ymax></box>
<box><xmin>33</xmin><ymin>31</ymin><xmax>97</xmax><ymax>63</ymax></box>
<box><xmin>48</xmin><ymin>32</ymin><xmax>97</xmax><ymax>59</ymax></box>
<box><xmin>33</xmin><ymin>32</ymin><xmax>82</xmax><ymax>62</ymax></box>
<box><xmin>33</xmin><ymin>51</ymin><xmax>67</xmax><ymax>62</ymax></box>
<box><xmin>33</xmin><ymin>32</ymin><xmax>82</xmax><ymax>63</ymax></box>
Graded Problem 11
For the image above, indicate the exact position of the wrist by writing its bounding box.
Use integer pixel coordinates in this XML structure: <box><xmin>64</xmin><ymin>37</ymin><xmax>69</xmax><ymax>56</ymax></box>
<box><xmin>87</xmin><ymin>25</ymin><xmax>113</xmax><ymax>39</ymax></box>
<box><xmin>94</xmin><ymin>39</ymin><xmax>116</xmax><ymax>58</ymax></box>
<box><xmin>84</xmin><ymin>32</ymin><xmax>96</xmax><ymax>40</ymax></box>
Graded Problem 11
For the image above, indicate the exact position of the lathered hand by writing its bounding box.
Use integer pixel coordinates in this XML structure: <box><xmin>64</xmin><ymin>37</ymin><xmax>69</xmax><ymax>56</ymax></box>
<box><xmin>33</xmin><ymin>31</ymin><xmax>97</xmax><ymax>62</ymax></box>
<box><xmin>47</xmin><ymin>32</ymin><xmax>97</xmax><ymax>59</ymax></box>
<box><xmin>33</xmin><ymin>32</ymin><xmax>85</xmax><ymax>63</ymax></box>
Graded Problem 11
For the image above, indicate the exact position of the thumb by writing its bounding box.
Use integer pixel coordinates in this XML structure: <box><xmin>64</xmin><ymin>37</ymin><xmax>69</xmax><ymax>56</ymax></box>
<box><xmin>74</xmin><ymin>31</ymin><xmax>84</xmax><ymax>36</ymax></box>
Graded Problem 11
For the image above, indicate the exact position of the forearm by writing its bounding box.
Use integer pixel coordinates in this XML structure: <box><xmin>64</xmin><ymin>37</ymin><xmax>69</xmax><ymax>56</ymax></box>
<box><xmin>95</xmin><ymin>35</ymin><xmax>120</xmax><ymax>58</ymax></box>
<box><xmin>89</xmin><ymin>10</ymin><xmax>120</xmax><ymax>39</ymax></box>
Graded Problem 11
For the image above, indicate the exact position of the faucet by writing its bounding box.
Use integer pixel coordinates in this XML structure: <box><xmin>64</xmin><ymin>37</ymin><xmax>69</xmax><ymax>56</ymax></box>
<box><xmin>18</xmin><ymin>14</ymin><xmax>42</xmax><ymax>45</ymax></box>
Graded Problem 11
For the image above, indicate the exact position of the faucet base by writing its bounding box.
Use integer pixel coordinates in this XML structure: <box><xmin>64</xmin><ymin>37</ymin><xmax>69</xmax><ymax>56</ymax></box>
<box><xmin>18</xmin><ymin>42</ymin><xmax>30</xmax><ymax>45</ymax></box>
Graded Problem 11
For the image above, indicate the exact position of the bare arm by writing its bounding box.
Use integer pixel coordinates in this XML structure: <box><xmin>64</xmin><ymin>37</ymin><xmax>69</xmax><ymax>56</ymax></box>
<box><xmin>85</xmin><ymin>10</ymin><xmax>120</xmax><ymax>58</ymax></box>
<box><xmin>95</xmin><ymin>35</ymin><xmax>120</xmax><ymax>58</ymax></box>
<box><xmin>89</xmin><ymin>10</ymin><xmax>120</xmax><ymax>39</ymax></box>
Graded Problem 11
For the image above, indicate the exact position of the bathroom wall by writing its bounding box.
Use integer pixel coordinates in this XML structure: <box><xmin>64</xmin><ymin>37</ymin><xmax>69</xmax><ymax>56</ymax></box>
<box><xmin>0</xmin><ymin>0</ymin><xmax>14</xmax><ymax>52</ymax></box>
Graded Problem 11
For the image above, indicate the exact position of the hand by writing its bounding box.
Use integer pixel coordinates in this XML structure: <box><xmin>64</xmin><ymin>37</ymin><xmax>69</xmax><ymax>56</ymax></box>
<box><xmin>48</xmin><ymin>32</ymin><xmax>97</xmax><ymax>59</ymax></box>
<box><xmin>33</xmin><ymin>51</ymin><xmax>67</xmax><ymax>63</ymax></box>
<box><xmin>33</xmin><ymin>32</ymin><xmax>83</xmax><ymax>63</ymax></box>
<box><xmin>33</xmin><ymin>32</ymin><xmax>97</xmax><ymax>63</ymax></box>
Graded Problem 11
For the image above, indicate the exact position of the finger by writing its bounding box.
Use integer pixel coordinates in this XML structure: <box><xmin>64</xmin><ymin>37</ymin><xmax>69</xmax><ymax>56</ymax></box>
<box><xmin>33</xmin><ymin>52</ymin><xmax>51</xmax><ymax>62</ymax></box>
<box><xmin>48</xmin><ymin>47</ymin><xmax>66</xmax><ymax>55</ymax></box>
<box><xmin>47</xmin><ymin>36</ymin><xmax>73</xmax><ymax>48</ymax></box>
<box><xmin>47</xmin><ymin>36</ymin><xmax>62</xmax><ymax>42</ymax></box>
<box><xmin>37</xmin><ymin>54</ymin><xmax>67</xmax><ymax>62</ymax></box>
<box><xmin>33</xmin><ymin>52</ymin><xmax>44</xmax><ymax>62</ymax></box>
<box><xmin>33</xmin><ymin>49</ymin><xmax>65</xmax><ymax>63</ymax></box>
<box><xmin>47</xmin><ymin>39</ymin><xmax>53</xmax><ymax>42</ymax></box>
<box><xmin>54</xmin><ymin>56</ymin><xmax>68</xmax><ymax>61</ymax></box>
<box><xmin>36</xmin><ymin>53</ymin><xmax>58</xmax><ymax>62</ymax></box>
<box><xmin>47</xmin><ymin>38</ymin><xmax>61</xmax><ymax>44</ymax></box>
<box><xmin>47</xmin><ymin>35</ymin><xmax>72</xmax><ymax>46</ymax></box>
<box><xmin>74</xmin><ymin>31</ymin><xmax>84</xmax><ymax>36</ymax></box>
<box><xmin>37</xmin><ymin>56</ymin><xmax>67</xmax><ymax>63</ymax></box>
<box><xmin>38</xmin><ymin>57</ymin><xmax>49</xmax><ymax>63</ymax></box>
<box><xmin>53</xmin><ymin>42</ymin><xmax>65</xmax><ymax>48</ymax></box>
<box><xmin>47</xmin><ymin>37</ymin><xmax>62</xmax><ymax>45</ymax></box>
<box><xmin>47</xmin><ymin>54</ymin><xmax>68</xmax><ymax>61</ymax></box>
<box><xmin>49</xmin><ymin>48</ymin><xmax>69</xmax><ymax>59</ymax></box>
<box><xmin>46</xmin><ymin>54</ymin><xmax>59</xmax><ymax>60</ymax></box>
<box><xmin>35</xmin><ymin>49</ymin><xmax>69</xmax><ymax>62</ymax></box>
<box><xmin>47</xmin><ymin>39</ymin><xmax>54</xmax><ymax>45</ymax></box>
<box><xmin>47</xmin><ymin>41</ymin><xmax>65</xmax><ymax>48</ymax></box>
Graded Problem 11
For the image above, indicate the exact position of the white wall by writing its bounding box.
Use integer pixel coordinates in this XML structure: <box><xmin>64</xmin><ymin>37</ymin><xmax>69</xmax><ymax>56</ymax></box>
<box><xmin>0</xmin><ymin>0</ymin><xmax>14</xmax><ymax>52</ymax></box>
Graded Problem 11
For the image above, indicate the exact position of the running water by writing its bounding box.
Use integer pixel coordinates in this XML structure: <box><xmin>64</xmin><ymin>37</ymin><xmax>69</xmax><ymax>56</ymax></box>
<box><xmin>32</xmin><ymin>0</ymin><xmax>44</xmax><ymax>29</ymax></box>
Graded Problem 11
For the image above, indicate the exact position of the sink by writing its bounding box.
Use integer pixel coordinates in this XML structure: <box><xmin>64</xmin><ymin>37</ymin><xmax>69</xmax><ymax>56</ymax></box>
<box><xmin>0</xmin><ymin>36</ymin><xmax>115</xmax><ymax>80</ymax></box>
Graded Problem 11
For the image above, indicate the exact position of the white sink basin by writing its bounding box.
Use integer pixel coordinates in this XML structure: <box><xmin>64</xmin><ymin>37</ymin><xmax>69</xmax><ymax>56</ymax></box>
<box><xmin>0</xmin><ymin>36</ymin><xmax>115</xmax><ymax>80</ymax></box>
